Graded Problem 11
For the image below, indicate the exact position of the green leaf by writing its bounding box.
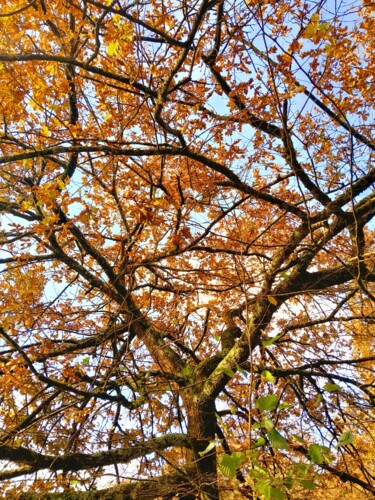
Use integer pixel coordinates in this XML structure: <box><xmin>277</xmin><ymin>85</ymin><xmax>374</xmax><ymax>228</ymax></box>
<box><xmin>198</xmin><ymin>440</ymin><xmax>216</xmax><ymax>456</ymax></box>
<box><xmin>264</xmin><ymin>417</ymin><xmax>274</xmax><ymax>430</ymax></box>
<box><xmin>218</xmin><ymin>454</ymin><xmax>236</xmax><ymax>479</ymax></box>
<box><xmin>262</xmin><ymin>334</ymin><xmax>283</xmax><ymax>347</ymax></box>
<box><xmin>261</xmin><ymin>370</ymin><xmax>276</xmax><ymax>383</ymax></box>
<box><xmin>246</xmin><ymin>449</ymin><xmax>260</xmax><ymax>460</ymax></box>
<box><xmin>293</xmin><ymin>462</ymin><xmax>310</xmax><ymax>477</ymax></box>
<box><xmin>271</xmin><ymin>487</ymin><xmax>286</xmax><ymax>500</ymax></box>
<box><xmin>232</xmin><ymin>451</ymin><xmax>246</xmax><ymax>465</ymax></box>
<box><xmin>256</xmin><ymin>394</ymin><xmax>279</xmax><ymax>411</ymax></box>
<box><xmin>323</xmin><ymin>382</ymin><xmax>340</xmax><ymax>392</ymax></box>
<box><xmin>337</xmin><ymin>432</ymin><xmax>354</xmax><ymax>447</ymax></box>
<box><xmin>218</xmin><ymin>452</ymin><xmax>245</xmax><ymax>478</ymax></box>
<box><xmin>268</xmin><ymin>429</ymin><xmax>288</xmax><ymax>450</ymax></box>
<box><xmin>256</xmin><ymin>482</ymin><xmax>271</xmax><ymax>499</ymax></box>
<box><xmin>254</xmin><ymin>417</ymin><xmax>274</xmax><ymax>430</ymax></box>
<box><xmin>278</xmin><ymin>402</ymin><xmax>293</xmax><ymax>410</ymax></box>
<box><xmin>323</xmin><ymin>451</ymin><xmax>332</xmax><ymax>464</ymax></box>
<box><xmin>299</xmin><ymin>479</ymin><xmax>316</xmax><ymax>490</ymax></box>
<box><xmin>284</xmin><ymin>473</ymin><xmax>293</xmax><ymax>489</ymax></box>
<box><xmin>291</xmin><ymin>434</ymin><xmax>304</xmax><ymax>443</ymax></box>
<box><xmin>248</xmin><ymin>468</ymin><xmax>267</xmax><ymax>479</ymax></box>
<box><xmin>308</xmin><ymin>444</ymin><xmax>324</xmax><ymax>464</ymax></box>
<box><xmin>254</xmin><ymin>436</ymin><xmax>266</xmax><ymax>448</ymax></box>
<box><xmin>82</xmin><ymin>356</ymin><xmax>90</xmax><ymax>366</ymax></box>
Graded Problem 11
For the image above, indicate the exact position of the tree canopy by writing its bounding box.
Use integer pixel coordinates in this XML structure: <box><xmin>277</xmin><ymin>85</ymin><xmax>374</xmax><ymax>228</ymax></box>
<box><xmin>0</xmin><ymin>0</ymin><xmax>375</xmax><ymax>498</ymax></box>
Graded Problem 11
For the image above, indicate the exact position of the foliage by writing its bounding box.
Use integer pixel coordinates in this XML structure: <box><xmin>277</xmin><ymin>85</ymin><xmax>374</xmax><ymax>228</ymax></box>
<box><xmin>0</xmin><ymin>0</ymin><xmax>375</xmax><ymax>498</ymax></box>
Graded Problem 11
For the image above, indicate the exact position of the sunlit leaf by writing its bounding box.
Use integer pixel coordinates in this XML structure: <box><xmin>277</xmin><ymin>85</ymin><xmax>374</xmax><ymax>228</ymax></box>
<box><xmin>267</xmin><ymin>295</ymin><xmax>278</xmax><ymax>306</ymax></box>
<box><xmin>262</xmin><ymin>334</ymin><xmax>283</xmax><ymax>347</ymax></box>
<box><xmin>323</xmin><ymin>383</ymin><xmax>340</xmax><ymax>392</ymax></box>
<box><xmin>198</xmin><ymin>440</ymin><xmax>216</xmax><ymax>456</ymax></box>
<box><xmin>107</xmin><ymin>40</ymin><xmax>119</xmax><ymax>56</ymax></box>
<box><xmin>337</xmin><ymin>432</ymin><xmax>354</xmax><ymax>447</ymax></box>
<box><xmin>261</xmin><ymin>370</ymin><xmax>276</xmax><ymax>383</ymax></box>
<box><xmin>256</xmin><ymin>394</ymin><xmax>279</xmax><ymax>411</ymax></box>
<box><xmin>256</xmin><ymin>482</ymin><xmax>271</xmax><ymax>499</ymax></box>
<box><xmin>0</xmin><ymin>1</ymin><xmax>373</xmax><ymax>497</ymax></box>
<box><xmin>254</xmin><ymin>436</ymin><xmax>266</xmax><ymax>448</ymax></box>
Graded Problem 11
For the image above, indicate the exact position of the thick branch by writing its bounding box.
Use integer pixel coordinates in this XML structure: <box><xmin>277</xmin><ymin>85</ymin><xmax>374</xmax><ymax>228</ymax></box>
<box><xmin>0</xmin><ymin>434</ymin><xmax>201</xmax><ymax>472</ymax></box>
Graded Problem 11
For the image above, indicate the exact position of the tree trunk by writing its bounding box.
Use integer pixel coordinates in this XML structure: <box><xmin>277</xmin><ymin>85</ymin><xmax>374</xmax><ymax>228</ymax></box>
<box><xmin>184</xmin><ymin>395</ymin><xmax>219</xmax><ymax>499</ymax></box>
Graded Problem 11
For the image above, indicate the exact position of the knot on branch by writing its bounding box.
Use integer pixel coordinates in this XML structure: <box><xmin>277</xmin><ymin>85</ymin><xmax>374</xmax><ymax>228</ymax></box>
<box><xmin>220</xmin><ymin>309</ymin><xmax>243</xmax><ymax>353</ymax></box>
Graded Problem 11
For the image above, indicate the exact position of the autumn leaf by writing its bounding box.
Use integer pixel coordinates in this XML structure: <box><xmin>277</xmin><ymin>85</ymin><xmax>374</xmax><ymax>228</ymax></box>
<box><xmin>107</xmin><ymin>40</ymin><xmax>119</xmax><ymax>56</ymax></box>
<box><xmin>0</xmin><ymin>1</ymin><xmax>373</xmax><ymax>498</ymax></box>
<box><xmin>267</xmin><ymin>295</ymin><xmax>278</xmax><ymax>306</ymax></box>
<box><xmin>301</xmin><ymin>12</ymin><xmax>331</xmax><ymax>42</ymax></box>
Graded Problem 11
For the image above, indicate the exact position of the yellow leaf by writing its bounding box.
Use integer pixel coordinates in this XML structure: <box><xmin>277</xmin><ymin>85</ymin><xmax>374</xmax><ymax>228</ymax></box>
<box><xmin>41</xmin><ymin>125</ymin><xmax>50</xmax><ymax>137</ymax></box>
<box><xmin>46</xmin><ymin>63</ymin><xmax>57</xmax><ymax>75</ymax></box>
<box><xmin>29</xmin><ymin>99</ymin><xmax>39</xmax><ymax>110</ymax></box>
<box><xmin>302</xmin><ymin>22</ymin><xmax>319</xmax><ymax>38</ymax></box>
<box><xmin>267</xmin><ymin>296</ymin><xmax>278</xmax><ymax>306</ymax></box>
<box><xmin>120</xmin><ymin>25</ymin><xmax>133</xmax><ymax>43</ymax></box>
<box><xmin>310</xmin><ymin>12</ymin><xmax>320</xmax><ymax>24</ymax></box>
<box><xmin>21</xmin><ymin>200</ymin><xmax>33</xmax><ymax>210</ymax></box>
<box><xmin>56</xmin><ymin>179</ymin><xmax>66</xmax><ymax>190</ymax></box>
<box><xmin>301</xmin><ymin>13</ymin><xmax>330</xmax><ymax>41</ymax></box>
<box><xmin>22</xmin><ymin>159</ymin><xmax>33</xmax><ymax>169</ymax></box>
<box><xmin>107</xmin><ymin>40</ymin><xmax>119</xmax><ymax>56</ymax></box>
<box><xmin>152</xmin><ymin>198</ymin><xmax>168</xmax><ymax>208</ymax></box>
<box><xmin>301</xmin><ymin>12</ymin><xmax>320</xmax><ymax>38</ymax></box>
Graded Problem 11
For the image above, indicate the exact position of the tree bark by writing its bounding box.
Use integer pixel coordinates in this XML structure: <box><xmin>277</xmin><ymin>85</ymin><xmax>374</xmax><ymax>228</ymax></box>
<box><xmin>184</xmin><ymin>395</ymin><xmax>219</xmax><ymax>499</ymax></box>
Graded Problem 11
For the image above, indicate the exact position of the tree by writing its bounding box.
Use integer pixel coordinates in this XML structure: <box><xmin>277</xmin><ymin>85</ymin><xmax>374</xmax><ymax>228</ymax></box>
<box><xmin>0</xmin><ymin>0</ymin><xmax>375</xmax><ymax>497</ymax></box>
